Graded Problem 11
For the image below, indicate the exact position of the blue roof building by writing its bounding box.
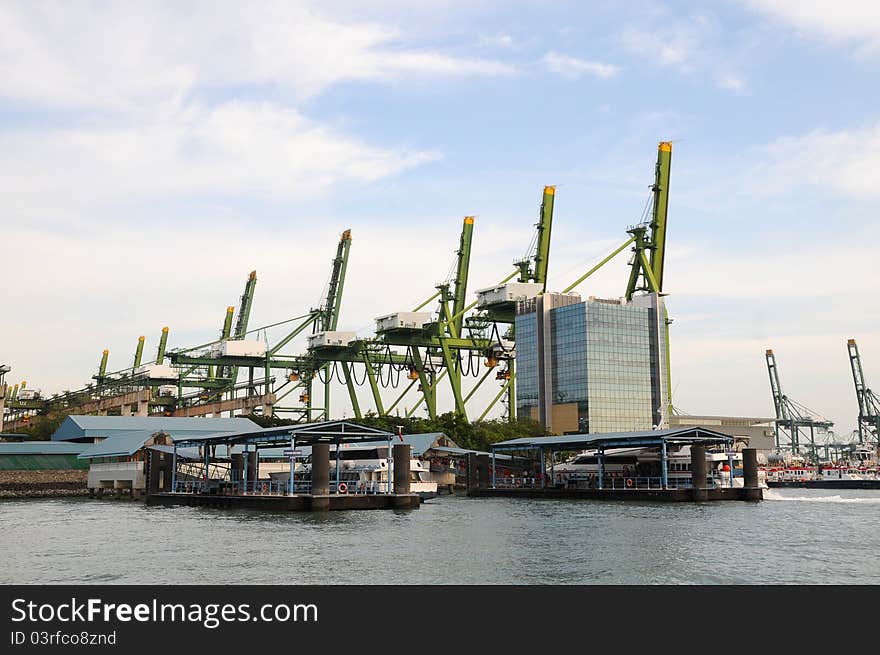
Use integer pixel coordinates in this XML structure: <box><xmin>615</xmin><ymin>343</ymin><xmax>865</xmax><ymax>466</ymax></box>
<box><xmin>52</xmin><ymin>415</ymin><xmax>259</xmax><ymax>443</ymax></box>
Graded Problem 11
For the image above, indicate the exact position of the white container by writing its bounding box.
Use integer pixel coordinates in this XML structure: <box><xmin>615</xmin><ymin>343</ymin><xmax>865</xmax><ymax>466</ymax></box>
<box><xmin>375</xmin><ymin>312</ymin><xmax>432</xmax><ymax>332</ymax></box>
<box><xmin>219</xmin><ymin>340</ymin><xmax>267</xmax><ymax>357</ymax></box>
<box><xmin>307</xmin><ymin>331</ymin><xmax>357</xmax><ymax>348</ymax></box>
<box><xmin>475</xmin><ymin>282</ymin><xmax>544</xmax><ymax>307</ymax></box>
<box><xmin>135</xmin><ymin>364</ymin><xmax>179</xmax><ymax>379</ymax></box>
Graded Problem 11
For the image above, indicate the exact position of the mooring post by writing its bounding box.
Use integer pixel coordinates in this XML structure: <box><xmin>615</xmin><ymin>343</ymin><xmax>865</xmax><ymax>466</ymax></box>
<box><xmin>491</xmin><ymin>450</ymin><xmax>496</xmax><ymax>488</ymax></box>
<box><xmin>597</xmin><ymin>449</ymin><xmax>604</xmax><ymax>490</ymax></box>
<box><xmin>476</xmin><ymin>454</ymin><xmax>490</xmax><ymax>489</ymax></box>
<box><xmin>742</xmin><ymin>447</ymin><xmax>762</xmax><ymax>501</ymax></box>
<box><xmin>393</xmin><ymin>443</ymin><xmax>411</xmax><ymax>495</ymax></box>
<box><xmin>311</xmin><ymin>443</ymin><xmax>330</xmax><ymax>495</ymax></box>
<box><xmin>147</xmin><ymin>449</ymin><xmax>162</xmax><ymax>498</ymax></box>
<box><xmin>690</xmin><ymin>444</ymin><xmax>707</xmax><ymax>501</ymax></box>
<box><xmin>466</xmin><ymin>452</ymin><xmax>478</xmax><ymax>493</ymax></box>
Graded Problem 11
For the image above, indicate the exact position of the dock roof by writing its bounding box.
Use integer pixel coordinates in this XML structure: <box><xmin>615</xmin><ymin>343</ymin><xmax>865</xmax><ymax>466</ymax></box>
<box><xmin>52</xmin><ymin>415</ymin><xmax>259</xmax><ymax>441</ymax></box>
<box><xmin>170</xmin><ymin>420</ymin><xmax>394</xmax><ymax>448</ymax></box>
<box><xmin>78</xmin><ymin>434</ymin><xmax>158</xmax><ymax>459</ymax></box>
<box><xmin>0</xmin><ymin>441</ymin><xmax>87</xmax><ymax>455</ymax></box>
<box><xmin>490</xmin><ymin>427</ymin><xmax>733</xmax><ymax>452</ymax></box>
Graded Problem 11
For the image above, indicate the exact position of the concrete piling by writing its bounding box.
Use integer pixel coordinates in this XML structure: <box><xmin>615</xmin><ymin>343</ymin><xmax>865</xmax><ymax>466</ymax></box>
<box><xmin>311</xmin><ymin>443</ymin><xmax>330</xmax><ymax>496</ymax></box>
<box><xmin>690</xmin><ymin>444</ymin><xmax>708</xmax><ymax>502</ymax></box>
<box><xmin>393</xmin><ymin>444</ymin><xmax>411</xmax><ymax>495</ymax></box>
<box><xmin>392</xmin><ymin>443</ymin><xmax>412</xmax><ymax>508</ymax></box>
<box><xmin>742</xmin><ymin>447</ymin><xmax>762</xmax><ymax>500</ymax></box>
<box><xmin>476</xmin><ymin>454</ymin><xmax>490</xmax><ymax>489</ymax></box>
<box><xmin>466</xmin><ymin>453</ymin><xmax>478</xmax><ymax>492</ymax></box>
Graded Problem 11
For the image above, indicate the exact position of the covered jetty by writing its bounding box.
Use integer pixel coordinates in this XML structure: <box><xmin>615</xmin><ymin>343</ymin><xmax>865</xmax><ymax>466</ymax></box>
<box><xmin>468</xmin><ymin>427</ymin><xmax>762</xmax><ymax>502</ymax></box>
<box><xmin>145</xmin><ymin>420</ymin><xmax>421</xmax><ymax>511</ymax></box>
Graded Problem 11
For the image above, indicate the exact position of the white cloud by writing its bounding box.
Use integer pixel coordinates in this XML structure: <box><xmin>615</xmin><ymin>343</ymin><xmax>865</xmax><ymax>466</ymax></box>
<box><xmin>0</xmin><ymin>1</ymin><xmax>516</xmax><ymax>111</ymax></box>
<box><xmin>480</xmin><ymin>33</ymin><xmax>516</xmax><ymax>49</ymax></box>
<box><xmin>0</xmin><ymin>102</ymin><xmax>436</xmax><ymax>223</ymax></box>
<box><xmin>746</xmin><ymin>122</ymin><xmax>880</xmax><ymax>198</ymax></box>
<box><xmin>619</xmin><ymin>15</ymin><xmax>749</xmax><ymax>92</ymax></box>
<box><xmin>542</xmin><ymin>51</ymin><xmax>619</xmax><ymax>79</ymax></box>
<box><xmin>744</xmin><ymin>0</ymin><xmax>880</xmax><ymax>53</ymax></box>
<box><xmin>718</xmin><ymin>74</ymin><xmax>747</xmax><ymax>92</ymax></box>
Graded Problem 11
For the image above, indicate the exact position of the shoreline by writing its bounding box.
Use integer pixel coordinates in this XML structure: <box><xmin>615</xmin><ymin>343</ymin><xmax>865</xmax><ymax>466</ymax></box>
<box><xmin>0</xmin><ymin>469</ymin><xmax>88</xmax><ymax>499</ymax></box>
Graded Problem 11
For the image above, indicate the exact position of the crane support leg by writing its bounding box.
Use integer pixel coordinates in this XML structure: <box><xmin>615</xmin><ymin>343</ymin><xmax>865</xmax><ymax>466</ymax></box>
<box><xmin>342</xmin><ymin>364</ymin><xmax>362</xmax><ymax>420</ymax></box>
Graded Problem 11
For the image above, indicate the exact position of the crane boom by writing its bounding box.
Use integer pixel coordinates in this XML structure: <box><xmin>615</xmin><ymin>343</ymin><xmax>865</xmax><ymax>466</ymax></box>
<box><xmin>155</xmin><ymin>327</ymin><xmax>169</xmax><ymax>365</ymax></box>
<box><xmin>650</xmin><ymin>142</ymin><xmax>672</xmax><ymax>291</ymax></box>
<box><xmin>848</xmin><ymin>338</ymin><xmax>880</xmax><ymax>444</ymax></box>
<box><xmin>533</xmin><ymin>187</ymin><xmax>555</xmax><ymax>290</ymax></box>
<box><xmin>451</xmin><ymin>218</ymin><xmax>474</xmax><ymax>337</ymax></box>
<box><xmin>323</xmin><ymin>230</ymin><xmax>352</xmax><ymax>331</ymax></box>
<box><xmin>625</xmin><ymin>142</ymin><xmax>672</xmax><ymax>299</ymax></box>
<box><xmin>765</xmin><ymin>349</ymin><xmax>788</xmax><ymax>422</ymax></box>
<box><xmin>133</xmin><ymin>336</ymin><xmax>145</xmax><ymax>369</ymax></box>
<box><xmin>233</xmin><ymin>271</ymin><xmax>257</xmax><ymax>339</ymax></box>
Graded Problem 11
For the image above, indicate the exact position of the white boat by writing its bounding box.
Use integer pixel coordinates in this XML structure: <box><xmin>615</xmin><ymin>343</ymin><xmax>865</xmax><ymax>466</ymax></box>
<box><xmin>270</xmin><ymin>444</ymin><xmax>439</xmax><ymax>500</ymax></box>
<box><xmin>548</xmin><ymin>445</ymin><xmax>767</xmax><ymax>489</ymax></box>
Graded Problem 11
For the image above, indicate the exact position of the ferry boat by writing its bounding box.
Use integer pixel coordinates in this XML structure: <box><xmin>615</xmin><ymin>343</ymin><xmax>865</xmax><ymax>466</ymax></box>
<box><xmin>549</xmin><ymin>446</ymin><xmax>767</xmax><ymax>489</ymax></box>
<box><xmin>763</xmin><ymin>448</ymin><xmax>880</xmax><ymax>488</ymax></box>
<box><xmin>270</xmin><ymin>444</ymin><xmax>439</xmax><ymax>500</ymax></box>
<box><xmin>764</xmin><ymin>464</ymin><xmax>880</xmax><ymax>488</ymax></box>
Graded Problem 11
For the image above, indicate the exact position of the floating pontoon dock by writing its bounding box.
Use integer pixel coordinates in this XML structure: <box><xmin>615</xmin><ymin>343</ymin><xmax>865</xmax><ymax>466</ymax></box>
<box><xmin>144</xmin><ymin>420</ymin><xmax>420</xmax><ymax>511</ymax></box>
<box><xmin>468</xmin><ymin>427</ymin><xmax>762</xmax><ymax>502</ymax></box>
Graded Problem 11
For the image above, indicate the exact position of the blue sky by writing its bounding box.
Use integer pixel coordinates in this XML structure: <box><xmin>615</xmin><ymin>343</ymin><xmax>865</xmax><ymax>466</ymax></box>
<box><xmin>2</xmin><ymin>0</ymin><xmax>879</xmax><ymax>435</ymax></box>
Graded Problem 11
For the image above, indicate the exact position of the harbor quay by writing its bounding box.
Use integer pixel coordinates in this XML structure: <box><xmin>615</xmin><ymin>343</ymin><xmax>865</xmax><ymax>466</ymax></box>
<box><xmin>466</xmin><ymin>427</ymin><xmax>763</xmax><ymax>502</ymax></box>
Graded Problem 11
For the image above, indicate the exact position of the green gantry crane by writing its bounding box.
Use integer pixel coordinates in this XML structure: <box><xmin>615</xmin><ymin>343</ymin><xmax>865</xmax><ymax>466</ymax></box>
<box><xmin>168</xmin><ymin>230</ymin><xmax>361</xmax><ymax>422</ymax></box>
<box><xmin>558</xmin><ymin>141</ymin><xmax>675</xmax><ymax>420</ymax></box>
<box><xmin>847</xmin><ymin>339</ymin><xmax>880</xmax><ymax>445</ymax></box>
<box><xmin>765</xmin><ymin>348</ymin><xmax>834</xmax><ymax>460</ymax></box>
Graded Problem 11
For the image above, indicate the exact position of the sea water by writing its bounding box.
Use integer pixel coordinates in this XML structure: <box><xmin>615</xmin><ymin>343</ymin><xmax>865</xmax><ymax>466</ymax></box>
<box><xmin>2</xmin><ymin>489</ymin><xmax>878</xmax><ymax>584</ymax></box>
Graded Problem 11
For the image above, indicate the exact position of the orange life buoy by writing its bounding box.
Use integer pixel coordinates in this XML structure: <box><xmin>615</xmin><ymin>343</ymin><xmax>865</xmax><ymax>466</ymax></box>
<box><xmin>625</xmin><ymin>478</ymin><xmax>634</xmax><ymax>488</ymax></box>
<box><xmin>338</xmin><ymin>482</ymin><xmax>348</xmax><ymax>494</ymax></box>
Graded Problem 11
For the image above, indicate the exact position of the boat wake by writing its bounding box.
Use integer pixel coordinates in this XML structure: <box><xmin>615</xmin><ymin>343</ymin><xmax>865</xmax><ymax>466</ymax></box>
<box><xmin>764</xmin><ymin>489</ymin><xmax>880</xmax><ymax>504</ymax></box>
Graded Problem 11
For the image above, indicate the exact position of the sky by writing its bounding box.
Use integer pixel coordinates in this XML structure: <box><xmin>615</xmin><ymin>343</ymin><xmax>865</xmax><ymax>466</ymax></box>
<box><xmin>2</xmin><ymin>0</ymin><xmax>879</xmax><ymax>436</ymax></box>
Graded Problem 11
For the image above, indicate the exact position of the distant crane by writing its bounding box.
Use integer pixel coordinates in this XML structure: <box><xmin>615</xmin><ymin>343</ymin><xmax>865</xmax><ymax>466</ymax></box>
<box><xmin>847</xmin><ymin>339</ymin><xmax>880</xmax><ymax>445</ymax></box>
<box><xmin>0</xmin><ymin>364</ymin><xmax>10</xmax><ymax>424</ymax></box>
<box><xmin>765</xmin><ymin>349</ymin><xmax>834</xmax><ymax>460</ymax></box>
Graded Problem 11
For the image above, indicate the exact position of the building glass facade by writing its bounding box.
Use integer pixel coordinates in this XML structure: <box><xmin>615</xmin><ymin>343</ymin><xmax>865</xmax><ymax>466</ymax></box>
<box><xmin>515</xmin><ymin>309</ymin><xmax>539</xmax><ymax>414</ymax></box>
<box><xmin>516</xmin><ymin>292</ymin><xmax>669</xmax><ymax>434</ymax></box>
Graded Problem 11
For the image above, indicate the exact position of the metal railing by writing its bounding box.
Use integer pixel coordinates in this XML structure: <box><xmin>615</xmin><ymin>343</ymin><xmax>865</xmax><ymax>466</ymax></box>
<box><xmin>90</xmin><ymin>461</ymin><xmax>143</xmax><ymax>472</ymax></box>
<box><xmin>494</xmin><ymin>474</ymin><xmax>729</xmax><ymax>491</ymax></box>
<box><xmin>170</xmin><ymin>478</ymin><xmax>394</xmax><ymax>496</ymax></box>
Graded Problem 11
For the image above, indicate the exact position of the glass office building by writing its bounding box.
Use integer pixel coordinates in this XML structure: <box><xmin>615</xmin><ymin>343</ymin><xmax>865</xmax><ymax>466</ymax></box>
<box><xmin>515</xmin><ymin>292</ymin><xmax>669</xmax><ymax>434</ymax></box>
